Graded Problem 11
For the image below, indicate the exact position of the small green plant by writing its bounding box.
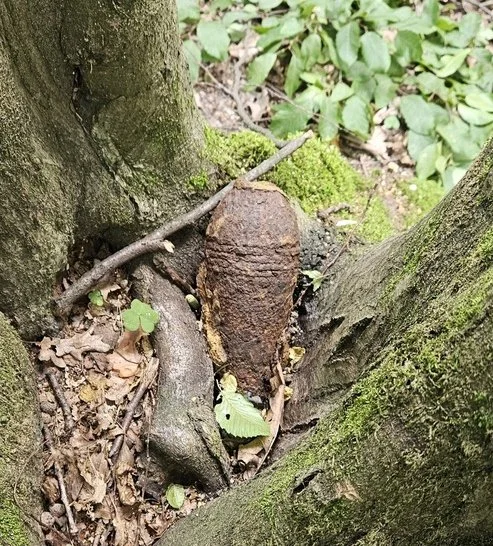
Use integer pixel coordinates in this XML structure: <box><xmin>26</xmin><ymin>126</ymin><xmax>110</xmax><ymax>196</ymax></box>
<box><xmin>178</xmin><ymin>0</ymin><xmax>493</xmax><ymax>187</ymax></box>
<box><xmin>88</xmin><ymin>289</ymin><xmax>104</xmax><ymax>307</ymax></box>
<box><xmin>121</xmin><ymin>299</ymin><xmax>159</xmax><ymax>334</ymax></box>
<box><xmin>214</xmin><ymin>373</ymin><xmax>271</xmax><ymax>438</ymax></box>
<box><xmin>302</xmin><ymin>269</ymin><xmax>325</xmax><ymax>291</ymax></box>
<box><xmin>166</xmin><ymin>483</ymin><xmax>185</xmax><ymax>509</ymax></box>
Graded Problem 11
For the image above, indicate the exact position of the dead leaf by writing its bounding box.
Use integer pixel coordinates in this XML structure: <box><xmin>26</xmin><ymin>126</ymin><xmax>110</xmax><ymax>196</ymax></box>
<box><xmin>107</xmin><ymin>352</ymin><xmax>140</xmax><ymax>378</ymax></box>
<box><xmin>105</xmin><ymin>374</ymin><xmax>136</xmax><ymax>402</ymax></box>
<box><xmin>334</xmin><ymin>480</ymin><xmax>361</xmax><ymax>501</ymax></box>
<box><xmin>55</xmin><ymin>330</ymin><xmax>111</xmax><ymax>361</ymax></box>
<box><xmin>115</xmin><ymin>442</ymin><xmax>137</xmax><ymax>506</ymax></box>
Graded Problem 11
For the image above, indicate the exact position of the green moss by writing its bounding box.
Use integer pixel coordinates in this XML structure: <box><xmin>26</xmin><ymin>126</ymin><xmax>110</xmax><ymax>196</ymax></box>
<box><xmin>188</xmin><ymin>170</ymin><xmax>209</xmax><ymax>190</ymax></box>
<box><xmin>399</xmin><ymin>179</ymin><xmax>444</xmax><ymax>228</ymax></box>
<box><xmin>359</xmin><ymin>197</ymin><xmax>395</xmax><ymax>243</ymax></box>
<box><xmin>472</xmin><ymin>227</ymin><xmax>493</xmax><ymax>264</ymax></box>
<box><xmin>0</xmin><ymin>501</ymin><xmax>29</xmax><ymax>546</ymax></box>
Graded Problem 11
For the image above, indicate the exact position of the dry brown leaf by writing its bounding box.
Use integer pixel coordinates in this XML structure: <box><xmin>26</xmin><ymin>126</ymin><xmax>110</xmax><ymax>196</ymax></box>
<box><xmin>105</xmin><ymin>374</ymin><xmax>136</xmax><ymax>402</ymax></box>
<box><xmin>55</xmin><ymin>330</ymin><xmax>111</xmax><ymax>361</ymax></box>
<box><xmin>115</xmin><ymin>443</ymin><xmax>137</xmax><ymax>506</ymax></box>
<box><xmin>334</xmin><ymin>480</ymin><xmax>362</xmax><ymax>502</ymax></box>
<box><xmin>107</xmin><ymin>352</ymin><xmax>140</xmax><ymax>378</ymax></box>
<box><xmin>42</xmin><ymin>476</ymin><xmax>60</xmax><ymax>503</ymax></box>
<box><xmin>77</xmin><ymin>451</ymin><xmax>109</xmax><ymax>506</ymax></box>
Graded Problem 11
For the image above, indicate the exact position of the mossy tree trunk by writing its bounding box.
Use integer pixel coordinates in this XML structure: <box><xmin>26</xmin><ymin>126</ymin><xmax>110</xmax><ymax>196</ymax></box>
<box><xmin>160</xmin><ymin>144</ymin><xmax>493</xmax><ymax>545</ymax></box>
<box><xmin>0</xmin><ymin>0</ymin><xmax>205</xmax><ymax>337</ymax></box>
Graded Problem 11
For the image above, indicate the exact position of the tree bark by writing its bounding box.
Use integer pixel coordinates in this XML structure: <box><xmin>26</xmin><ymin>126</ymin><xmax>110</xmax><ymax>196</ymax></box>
<box><xmin>0</xmin><ymin>0</ymin><xmax>205</xmax><ymax>337</ymax></box>
<box><xmin>160</xmin><ymin>142</ymin><xmax>493</xmax><ymax>545</ymax></box>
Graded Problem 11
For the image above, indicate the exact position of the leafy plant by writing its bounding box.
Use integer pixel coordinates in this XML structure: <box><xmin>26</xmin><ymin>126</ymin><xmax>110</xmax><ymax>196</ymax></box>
<box><xmin>166</xmin><ymin>483</ymin><xmax>185</xmax><ymax>509</ymax></box>
<box><xmin>88</xmin><ymin>289</ymin><xmax>104</xmax><ymax>307</ymax></box>
<box><xmin>178</xmin><ymin>0</ymin><xmax>493</xmax><ymax>187</ymax></box>
<box><xmin>121</xmin><ymin>299</ymin><xmax>159</xmax><ymax>334</ymax></box>
<box><xmin>214</xmin><ymin>373</ymin><xmax>271</xmax><ymax>438</ymax></box>
<box><xmin>302</xmin><ymin>269</ymin><xmax>325</xmax><ymax>291</ymax></box>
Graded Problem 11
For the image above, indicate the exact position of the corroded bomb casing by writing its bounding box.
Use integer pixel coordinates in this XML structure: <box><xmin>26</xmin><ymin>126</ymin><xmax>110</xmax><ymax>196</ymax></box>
<box><xmin>197</xmin><ymin>180</ymin><xmax>300</xmax><ymax>397</ymax></box>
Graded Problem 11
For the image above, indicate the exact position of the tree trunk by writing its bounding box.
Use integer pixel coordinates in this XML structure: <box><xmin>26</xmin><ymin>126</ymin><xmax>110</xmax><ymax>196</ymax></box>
<box><xmin>160</xmin><ymin>142</ymin><xmax>493</xmax><ymax>545</ymax></box>
<box><xmin>0</xmin><ymin>0</ymin><xmax>205</xmax><ymax>337</ymax></box>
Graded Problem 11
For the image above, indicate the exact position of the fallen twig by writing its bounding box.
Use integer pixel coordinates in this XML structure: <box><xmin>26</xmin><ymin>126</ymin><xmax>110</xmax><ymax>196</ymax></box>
<box><xmin>45</xmin><ymin>367</ymin><xmax>75</xmax><ymax>433</ymax></box>
<box><xmin>43</xmin><ymin>424</ymin><xmax>78</xmax><ymax>536</ymax></box>
<box><xmin>109</xmin><ymin>357</ymin><xmax>159</xmax><ymax>461</ymax></box>
<box><xmin>54</xmin><ymin>130</ymin><xmax>313</xmax><ymax>315</ymax></box>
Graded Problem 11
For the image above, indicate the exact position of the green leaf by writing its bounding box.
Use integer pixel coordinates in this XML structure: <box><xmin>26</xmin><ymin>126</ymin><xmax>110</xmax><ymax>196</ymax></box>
<box><xmin>258</xmin><ymin>0</ymin><xmax>283</xmax><ymax>8</ymax></box>
<box><xmin>302</xmin><ymin>269</ymin><xmax>325</xmax><ymax>291</ymax></box>
<box><xmin>342</xmin><ymin>95</ymin><xmax>370</xmax><ymax>139</ymax></box>
<box><xmin>360</xmin><ymin>32</ymin><xmax>390</xmax><ymax>73</ymax></box>
<box><xmin>415</xmin><ymin>72</ymin><xmax>449</xmax><ymax>102</ymax></box>
<box><xmin>457</xmin><ymin>104</ymin><xmax>493</xmax><ymax>126</ymax></box>
<box><xmin>416</xmin><ymin>142</ymin><xmax>440</xmax><ymax>180</ymax></box>
<box><xmin>278</xmin><ymin>17</ymin><xmax>304</xmax><ymax>39</ymax></box>
<box><xmin>177</xmin><ymin>0</ymin><xmax>200</xmax><ymax>23</ymax></box>
<box><xmin>407</xmin><ymin>131</ymin><xmax>435</xmax><ymax>161</ymax></box>
<box><xmin>166</xmin><ymin>484</ymin><xmax>185</xmax><ymax>510</ymax></box>
<box><xmin>400</xmin><ymin>95</ymin><xmax>435</xmax><ymax>135</ymax></box>
<box><xmin>88</xmin><ymin>290</ymin><xmax>104</xmax><ymax>307</ymax></box>
<box><xmin>352</xmin><ymin>77</ymin><xmax>376</xmax><ymax>103</ymax></box>
<box><xmin>246</xmin><ymin>52</ymin><xmax>277</xmax><ymax>88</ymax></box>
<box><xmin>270</xmin><ymin>103</ymin><xmax>311</xmax><ymax>137</ymax></box>
<box><xmin>182</xmin><ymin>40</ymin><xmax>201</xmax><ymax>83</ymax></box>
<box><xmin>437</xmin><ymin>117</ymin><xmax>481</xmax><ymax>162</ymax></box>
<box><xmin>301</xmin><ymin>34</ymin><xmax>322</xmax><ymax>70</ymax></box>
<box><xmin>330</xmin><ymin>82</ymin><xmax>353</xmax><ymax>102</ymax></box>
<box><xmin>394</xmin><ymin>31</ymin><xmax>422</xmax><ymax>67</ymax></box>
<box><xmin>215</xmin><ymin>391</ymin><xmax>270</xmax><ymax>437</ymax></box>
<box><xmin>122</xmin><ymin>309</ymin><xmax>140</xmax><ymax>332</ymax></box>
<box><xmin>318</xmin><ymin>98</ymin><xmax>340</xmax><ymax>140</ymax></box>
<box><xmin>197</xmin><ymin>21</ymin><xmax>230</xmax><ymax>61</ymax></box>
<box><xmin>285</xmin><ymin>53</ymin><xmax>303</xmax><ymax>97</ymax></box>
<box><xmin>465</xmin><ymin>92</ymin><xmax>493</xmax><ymax>113</ymax></box>
<box><xmin>422</xmin><ymin>0</ymin><xmax>439</xmax><ymax>25</ymax></box>
<box><xmin>373</xmin><ymin>74</ymin><xmax>397</xmax><ymax>109</ymax></box>
<box><xmin>336</xmin><ymin>22</ymin><xmax>360</xmax><ymax>67</ymax></box>
<box><xmin>434</xmin><ymin>48</ymin><xmax>470</xmax><ymax>78</ymax></box>
<box><xmin>383</xmin><ymin>115</ymin><xmax>400</xmax><ymax>130</ymax></box>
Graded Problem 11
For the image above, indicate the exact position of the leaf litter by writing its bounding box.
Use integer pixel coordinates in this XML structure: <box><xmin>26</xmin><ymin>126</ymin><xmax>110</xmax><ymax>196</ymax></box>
<box><xmin>36</xmin><ymin>265</ymin><xmax>207</xmax><ymax>545</ymax></box>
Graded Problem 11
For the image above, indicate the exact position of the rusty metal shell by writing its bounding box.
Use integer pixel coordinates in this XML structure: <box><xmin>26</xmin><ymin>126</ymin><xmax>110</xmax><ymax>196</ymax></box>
<box><xmin>197</xmin><ymin>180</ymin><xmax>300</xmax><ymax>396</ymax></box>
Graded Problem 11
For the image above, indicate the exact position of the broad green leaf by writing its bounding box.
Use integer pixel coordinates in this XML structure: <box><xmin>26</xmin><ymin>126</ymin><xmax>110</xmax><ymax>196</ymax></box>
<box><xmin>416</xmin><ymin>72</ymin><xmax>449</xmax><ymax>102</ymax></box>
<box><xmin>258</xmin><ymin>0</ymin><xmax>283</xmax><ymax>8</ymax></box>
<box><xmin>279</xmin><ymin>17</ymin><xmax>304</xmax><ymax>39</ymax></box>
<box><xmin>302</xmin><ymin>269</ymin><xmax>325</xmax><ymax>291</ymax></box>
<box><xmin>394</xmin><ymin>31</ymin><xmax>422</xmax><ymax>67</ymax></box>
<box><xmin>400</xmin><ymin>95</ymin><xmax>435</xmax><ymax>135</ymax></box>
<box><xmin>285</xmin><ymin>53</ymin><xmax>303</xmax><ymax>97</ymax></box>
<box><xmin>407</xmin><ymin>131</ymin><xmax>435</xmax><ymax>161</ymax></box>
<box><xmin>465</xmin><ymin>92</ymin><xmax>493</xmax><ymax>113</ymax></box>
<box><xmin>360</xmin><ymin>32</ymin><xmax>390</xmax><ymax>73</ymax></box>
<box><xmin>257</xmin><ymin>26</ymin><xmax>283</xmax><ymax>50</ymax></box>
<box><xmin>383</xmin><ymin>115</ymin><xmax>400</xmax><ymax>130</ymax></box>
<box><xmin>177</xmin><ymin>0</ymin><xmax>200</xmax><ymax>23</ymax></box>
<box><xmin>458</xmin><ymin>104</ymin><xmax>493</xmax><ymax>126</ymax></box>
<box><xmin>166</xmin><ymin>484</ymin><xmax>185</xmax><ymax>510</ymax></box>
<box><xmin>140</xmin><ymin>316</ymin><xmax>156</xmax><ymax>334</ymax></box>
<box><xmin>220</xmin><ymin>372</ymin><xmax>238</xmax><ymax>393</ymax></box>
<box><xmin>428</xmin><ymin>103</ymin><xmax>449</xmax><ymax>127</ymax></box>
<box><xmin>342</xmin><ymin>95</ymin><xmax>370</xmax><ymax>138</ymax></box>
<box><xmin>416</xmin><ymin>142</ymin><xmax>440</xmax><ymax>180</ymax></box>
<box><xmin>122</xmin><ymin>309</ymin><xmax>140</xmax><ymax>332</ymax></box>
<box><xmin>393</xmin><ymin>14</ymin><xmax>435</xmax><ymax>35</ymax></box>
<box><xmin>215</xmin><ymin>391</ymin><xmax>270</xmax><ymax>437</ymax></box>
<box><xmin>301</xmin><ymin>34</ymin><xmax>322</xmax><ymax>70</ymax></box>
<box><xmin>422</xmin><ymin>0</ymin><xmax>439</xmax><ymax>25</ymax></box>
<box><xmin>246</xmin><ymin>52</ymin><xmax>277</xmax><ymax>88</ymax></box>
<box><xmin>437</xmin><ymin>117</ymin><xmax>481</xmax><ymax>162</ymax></box>
<box><xmin>443</xmin><ymin>166</ymin><xmax>468</xmax><ymax>190</ymax></box>
<box><xmin>336</xmin><ymin>22</ymin><xmax>360</xmax><ymax>67</ymax></box>
<box><xmin>197</xmin><ymin>21</ymin><xmax>230</xmax><ymax>61</ymax></box>
<box><xmin>374</xmin><ymin>74</ymin><xmax>397</xmax><ymax>109</ymax></box>
<box><xmin>434</xmin><ymin>48</ymin><xmax>470</xmax><ymax>78</ymax></box>
<box><xmin>346</xmin><ymin>61</ymin><xmax>372</xmax><ymax>82</ymax></box>
<box><xmin>352</xmin><ymin>77</ymin><xmax>376</xmax><ymax>103</ymax></box>
<box><xmin>318</xmin><ymin>98</ymin><xmax>340</xmax><ymax>140</ymax></box>
<box><xmin>182</xmin><ymin>40</ymin><xmax>201</xmax><ymax>83</ymax></box>
<box><xmin>270</xmin><ymin>103</ymin><xmax>311</xmax><ymax>137</ymax></box>
<box><xmin>88</xmin><ymin>290</ymin><xmax>104</xmax><ymax>307</ymax></box>
<box><xmin>330</xmin><ymin>82</ymin><xmax>353</xmax><ymax>102</ymax></box>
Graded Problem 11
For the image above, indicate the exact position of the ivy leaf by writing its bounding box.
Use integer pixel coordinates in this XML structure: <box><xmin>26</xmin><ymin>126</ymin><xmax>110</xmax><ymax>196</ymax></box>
<box><xmin>416</xmin><ymin>142</ymin><xmax>440</xmax><ymax>180</ymax></box>
<box><xmin>166</xmin><ymin>484</ymin><xmax>185</xmax><ymax>510</ymax></box>
<box><xmin>336</xmin><ymin>22</ymin><xmax>360</xmax><ymax>67</ymax></box>
<box><xmin>246</xmin><ymin>52</ymin><xmax>277</xmax><ymax>88</ymax></box>
<box><xmin>270</xmin><ymin>102</ymin><xmax>311</xmax><ymax>137</ymax></box>
<box><xmin>434</xmin><ymin>48</ymin><xmax>470</xmax><ymax>78</ymax></box>
<box><xmin>400</xmin><ymin>95</ymin><xmax>435</xmax><ymax>135</ymax></box>
<box><xmin>182</xmin><ymin>40</ymin><xmax>201</xmax><ymax>83</ymax></box>
<box><xmin>360</xmin><ymin>32</ymin><xmax>390</xmax><ymax>73</ymax></box>
<box><xmin>342</xmin><ymin>95</ymin><xmax>370</xmax><ymax>138</ymax></box>
<box><xmin>215</xmin><ymin>380</ymin><xmax>270</xmax><ymax>438</ymax></box>
<box><xmin>197</xmin><ymin>20</ymin><xmax>230</xmax><ymax>61</ymax></box>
